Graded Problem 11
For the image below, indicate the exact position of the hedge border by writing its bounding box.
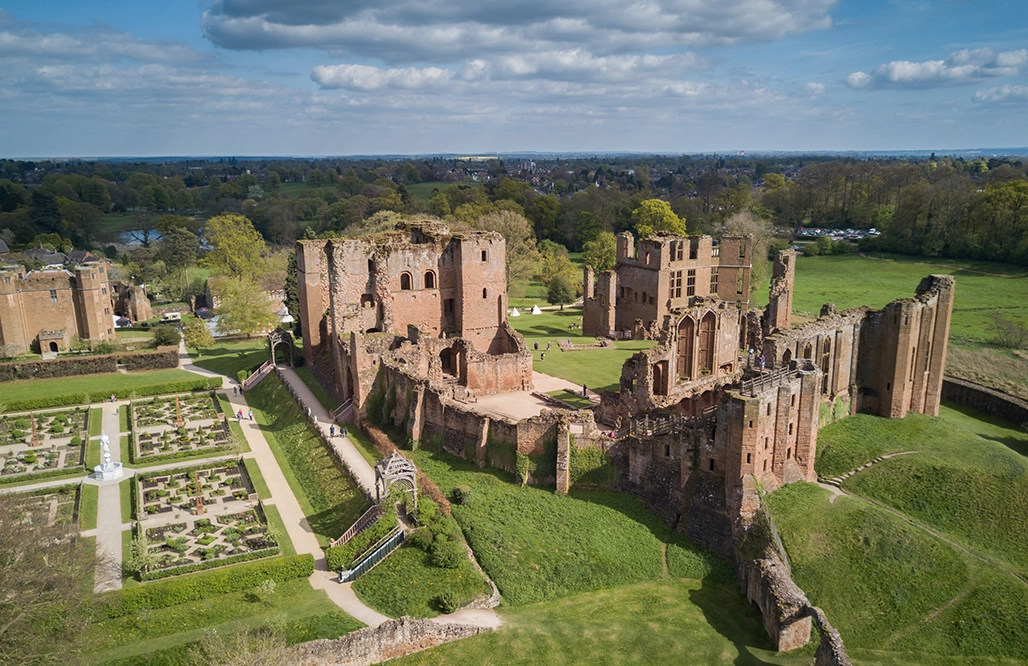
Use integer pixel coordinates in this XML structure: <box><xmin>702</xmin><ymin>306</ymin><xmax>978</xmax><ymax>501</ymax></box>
<box><xmin>138</xmin><ymin>546</ymin><xmax>281</xmax><ymax>581</ymax></box>
<box><xmin>3</xmin><ymin>376</ymin><xmax>222</xmax><ymax>413</ymax></box>
<box><xmin>0</xmin><ymin>346</ymin><xmax>179</xmax><ymax>383</ymax></box>
<box><xmin>101</xmin><ymin>553</ymin><xmax>315</xmax><ymax>618</ymax></box>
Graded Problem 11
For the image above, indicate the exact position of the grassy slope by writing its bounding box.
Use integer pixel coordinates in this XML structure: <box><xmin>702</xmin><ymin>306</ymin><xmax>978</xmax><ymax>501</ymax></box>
<box><xmin>0</xmin><ymin>369</ymin><xmax>202</xmax><ymax>403</ymax></box>
<box><xmin>245</xmin><ymin>374</ymin><xmax>370</xmax><ymax>545</ymax></box>
<box><xmin>413</xmin><ymin>450</ymin><xmax>728</xmax><ymax>607</ymax></box>
<box><xmin>508</xmin><ymin>307</ymin><xmax>654</xmax><ymax>392</ymax></box>
<box><xmin>190</xmin><ymin>339</ymin><xmax>268</xmax><ymax>379</ymax></box>
<box><xmin>85</xmin><ymin>578</ymin><xmax>362</xmax><ymax>665</ymax></box>
<box><xmin>352</xmin><ymin>545</ymin><xmax>490</xmax><ymax>618</ymax></box>
<box><xmin>294</xmin><ymin>366</ymin><xmax>336</xmax><ymax>411</ymax></box>
<box><xmin>817</xmin><ymin>403</ymin><xmax>1028</xmax><ymax>579</ymax></box>
<box><xmin>390</xmin><ymin>579</ymin><xmax>810</xmax><ymax>666</ymax></box>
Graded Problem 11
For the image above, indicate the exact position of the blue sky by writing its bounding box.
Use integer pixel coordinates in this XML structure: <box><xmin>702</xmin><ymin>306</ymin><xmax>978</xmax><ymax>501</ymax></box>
<box><xmin>0</xmin><ymin>0</ymin><xmax>1025</xmax><ymax>157</ymax></box>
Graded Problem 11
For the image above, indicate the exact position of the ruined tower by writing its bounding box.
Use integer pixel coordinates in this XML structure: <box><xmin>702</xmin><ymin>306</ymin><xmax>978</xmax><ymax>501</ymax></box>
<box><xmin>763</xmin><ymin>249</ymin><xmax>795</xmax><ymax>337</ymax></box>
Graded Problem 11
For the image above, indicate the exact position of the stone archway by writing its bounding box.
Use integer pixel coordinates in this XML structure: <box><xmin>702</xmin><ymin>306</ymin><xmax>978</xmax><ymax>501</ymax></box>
<box><xmin>268</xmin><ymin>328</ymin><xmax>294</xmax><ymax>367</ymax></box>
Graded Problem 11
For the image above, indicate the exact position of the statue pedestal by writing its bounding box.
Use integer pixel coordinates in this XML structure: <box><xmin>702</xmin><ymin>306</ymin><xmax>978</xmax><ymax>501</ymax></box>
<box><xmin>93</xmin><ymin>462</ymin><xmax>124</xmax><ymax>481</ymax></box>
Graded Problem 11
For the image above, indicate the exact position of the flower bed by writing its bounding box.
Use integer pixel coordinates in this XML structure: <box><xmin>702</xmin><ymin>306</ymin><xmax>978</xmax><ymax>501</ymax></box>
<box><xmin>130</xmin><ymin>393</ymin><xmax>233</xmax><ymax>461</ymax></box>
<box><xmin>0</xmin><ymin>408</ymin><xmax>87</xmax><ymax>482</ymax></box>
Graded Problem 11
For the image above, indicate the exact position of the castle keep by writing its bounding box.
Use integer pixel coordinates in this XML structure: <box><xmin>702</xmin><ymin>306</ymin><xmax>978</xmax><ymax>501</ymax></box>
<box><xmin>0</xmin><ymin>263</ymin><xmax>115</xmax><ymax>354</ymax></box>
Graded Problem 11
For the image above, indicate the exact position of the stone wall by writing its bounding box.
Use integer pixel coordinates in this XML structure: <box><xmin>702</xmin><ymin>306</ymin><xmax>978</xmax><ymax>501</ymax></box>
<box><xmin>284</xmin><ymin>617</ymin><xmax>487</xmax><ymax>666</ymax></box>
<box><xmin>942</xmin><ymin>376</ymin><xmax>1028</xmax><ymax>426</ymax></box>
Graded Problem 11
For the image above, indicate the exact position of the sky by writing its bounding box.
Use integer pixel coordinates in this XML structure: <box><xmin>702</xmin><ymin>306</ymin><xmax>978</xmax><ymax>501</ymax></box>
<box><xmin>0</xmin><ymin>0</ymin><xmax>1025</xmax><ymax>157</ymax></box>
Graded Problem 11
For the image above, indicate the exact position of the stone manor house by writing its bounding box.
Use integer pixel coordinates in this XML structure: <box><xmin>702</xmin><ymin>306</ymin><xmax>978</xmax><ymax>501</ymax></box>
<box><xmin>296</xmin><ymin>220</ymin><xmax>953</xmax><ymax>660</ymax></box>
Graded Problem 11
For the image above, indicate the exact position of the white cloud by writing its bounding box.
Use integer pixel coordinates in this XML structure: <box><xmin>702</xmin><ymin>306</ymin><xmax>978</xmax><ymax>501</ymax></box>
<box><xmin>973</xmin><ymin>84</ymin><xmax>1028</xmax><ymax>103</ymax></box>
<box><xmin>202</xmin><ymin>0</ymin><xmax>836</xmax><ymax>62</ymax></box>
<box><xmin>805</xmin><ymin>82</ymin><xmax>826</xmax><ymax>95</ymax></box>
<box><xmin>846</xmin><ymin>48</ymin><xmax>1027</xmax><ymax>90</ymax></box>
<box><xmin>311</xmin><ymin>64</ymin><xmax>453</xmax><ymax>90</ymax></box>
<box><xmin>0</xmin><ymin>24</ymin><xmax>209</xmax><ymax>65</ymax></box>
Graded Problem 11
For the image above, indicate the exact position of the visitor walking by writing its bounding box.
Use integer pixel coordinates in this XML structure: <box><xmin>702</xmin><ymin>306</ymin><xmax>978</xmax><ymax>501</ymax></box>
<box><xmin>759</xmin><ymin>355</ymin><xmax>766</xmax><ymax>370</ymax></box>
<box><xmin>233</xmin><ymin>386</ymin><xmax>237</xmax><ymax>396</ymax></box>
<box><xmin>236</xmin><ymin>410</ymin><xmax>242</xmax><ymax>423</ymax></box>
<box><xmin>342</xmin><ymin>425</ymin><xmax>348</xmax><ymax>437</ymax></box>
<box><xmin>546</xmin><ymin>341</ymin><xmax>551</xmax><ymax>350</ymax></box>
<box><xmin>583</xmin><ymin>384</ymin><xmax>588</xmax><ymax>397</ymax></box>
<box><xmin>540</xmin><ymin>352</ymin><xmax>545</xmax><ymax>360</ymax></box>
<box><xmin>330</xmin><ymin>424</ymin><xmax>335</xmax><ymax>437</ymax></box>
<box><xmin>247</xmin><ymin>409</ymin><xmax>253</xmax><ymax>421</ymax></box>
<box><xmin>534</xmin><ymin>342</ymin><xmax>539</xmax><ymax>350</ymax></box>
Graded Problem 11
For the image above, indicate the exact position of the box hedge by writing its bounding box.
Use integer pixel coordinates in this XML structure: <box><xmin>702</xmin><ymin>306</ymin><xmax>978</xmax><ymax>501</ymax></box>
<box><xmin>3</xmin><ymin>376</ymin><xmax>221</xmax><ymax>412</ymax></box>
<box><xmin>138</xmin><ymin>547</ymin><xmax>280</xmax><ymax>581</ymax></box>
<box><xmin>0</xmin><ymin>346</ymin><xmax>178</xmax><ymax>383</ymax></box>
<box><xmin>100</xmin><ymin>553</ymin><xmax>314</xmax><ymax>618</ymax></box>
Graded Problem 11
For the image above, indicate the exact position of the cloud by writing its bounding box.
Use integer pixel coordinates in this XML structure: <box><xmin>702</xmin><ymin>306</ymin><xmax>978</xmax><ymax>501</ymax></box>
<box><xmin>805</xmin><ymin>82</ymin><xmax>826</xmax><ymax>95</ymax></box>
<box><xmin>311</xmin><ymin>64</ymin><xmax>453</xmax><ymax>90</ymax></box>
<box><xmin>846</xmin><ymin>48</ymin><xmax>1027</xmax><ymax>90</ymax></box>
<box><xmin>202</xmin><ymin>0</ymin><xmax>836</xmax><ymax>62</ymax></box>
<box><xmin>973</xmin><ymin>84</ymin><xmax>1028</xmax><ymax>103</ymax></box>
<box><xmin>0</xmin><ymin>23</ymin><xmax>209</xmax><ymax>65</ymax></box>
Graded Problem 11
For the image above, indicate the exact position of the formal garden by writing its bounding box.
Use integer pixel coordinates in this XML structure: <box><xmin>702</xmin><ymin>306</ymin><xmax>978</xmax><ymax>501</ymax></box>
<box><xmin>8</xmin><ymin>483</ymin><xmax>81</xmax><ymax>529</ymax></box>
<box><xmin>129</xmin><ymin>393</ymin><xmax>234</xmax><ymax>462</ymax></box>
<box><xmin>135</xmin><ymin>460</ymin><xmax>258</xmax><ymax>518</ymax></box>
<box><xmin>0</xmin><ymin>408</ymin><xmax>88</xmax><ymax>482</ymax></box>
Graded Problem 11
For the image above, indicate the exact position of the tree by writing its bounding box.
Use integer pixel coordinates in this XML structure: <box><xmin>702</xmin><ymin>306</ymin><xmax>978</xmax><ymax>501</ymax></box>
<box><xmin>528</xmin><ymin>194</ymin><xmax>561</xmax><ymax>241</ymax></box>
<box><xmin>477</xmin><ymin>210</ymin><xmax>538</xmax><ymax>287</ymax></box>
<box><xmin>631</xmin><ymin>199</ymin><xmax>686</xmax><ymax>238</ymax></box>
<box><xmin>547</xmin><ymin>273</ymin><xmax>576</xmax><ymax>310</ymax></box>
<box><xmin>582</xmin><ymin>231</ymin><xmax>617</xmax><ymax>273</ymax></box>
<box><xmin>203</xmin><ymin>214</ymin><xmax>267</xmax><ymax>280</ymax></box>
<box><xmin>184</xmin><ymin>317</ymin><xmax>215</xmax><ymax>355</ymax></box>
<box><xmin>0</xmin><ymin>495</ymin><xmax>100</xmax><ymax>665</ymax></box>
<box><xmin>152</xmin><ymin>324</ymin><xmax>181</xmax><ymax>347</ymax></box>
<box><xmin>188</xmin><ymin>626</ymin><xmax>287</xmax><ymax>666</ymax></box>
<box><xmin>156</xmin><ymin>226</ymin><xmax>199</xmax><ymax>270</ymax></box>
<box><xmin>216</xmin><ymin>277</ymin><xmax>277</xmax><ymax>338</ymax></box>
<box><xmin>127</xmin><ymin>523</ymin><xmax>158</xmax><ymax>575</ymax></box>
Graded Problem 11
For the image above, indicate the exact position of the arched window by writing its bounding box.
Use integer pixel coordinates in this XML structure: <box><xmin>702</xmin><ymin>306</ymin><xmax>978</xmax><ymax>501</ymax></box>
<box><xmin>698</xmin><ymin>312</ymin><xmax>716</xmax><ymax>375</ymax></box>
<box><xmin>368</xmin><ymin>259</ymin><xmax>375</xmax><ymax>273</ymax></box>
<box><xmin>400</xmin><ymin>273</ymin><xmax>412</xmax><ymax>290</ymax></box>
<box><xmin>482</xmin><ymin>287</ymin><xmax>488</xmax><ymax>299</ymax></box>
<box><xmin>424</xmin><ymin>270</ymin><xmax>436</xmax><ymax>289</ymax></box>
<box><xmin>676</xmin><ymin>317</ymin><xmax>695</xmax><ymax>380</ymax></box>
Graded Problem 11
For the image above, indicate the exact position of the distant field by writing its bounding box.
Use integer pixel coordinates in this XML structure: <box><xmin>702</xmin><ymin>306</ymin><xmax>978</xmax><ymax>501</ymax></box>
<box><xmin>786</xmin><ymin>254</ymin><xmax>1028</xmax><ymax>343</ymax></box>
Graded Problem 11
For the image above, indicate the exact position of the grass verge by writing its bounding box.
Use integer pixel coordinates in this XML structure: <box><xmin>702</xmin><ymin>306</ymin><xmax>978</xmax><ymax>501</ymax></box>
<box><xmin>243</xmin><ymin>458</ymin><xmax>271</xmax><ymax>498</ymax></box>
<box><xmin>89</xmin><ymin>407</ymin><xmax>103</xmax><ymax>436</ymax></box>
<box><xmin>119</xmin><ymin>477</ymin><xmax>133</xmax><ymax>523</ymax></box>
<box><xmin>79</xmin><ymin>483</ymin><xmax>99</xmax><ymax>530</ymax></box>
<box><xmin>294</xmin><ymin>366</ymin><xmax>336</xmax><ymax>411</ymax></box>
<box><xmin>261</xmin><ymin>504</ymin><xmax>295</xmax><ymax>556</ymax></box>
<box><xmin>246</xmin><ymin>374</ymin><xmax>370</xmax><ymax>545</ymax></box>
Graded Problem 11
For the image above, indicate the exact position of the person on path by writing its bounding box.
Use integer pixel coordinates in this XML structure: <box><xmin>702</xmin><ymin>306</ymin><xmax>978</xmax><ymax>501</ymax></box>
<box><xmin>759</xmin><ymin>355</ymin><xmax>766</xmax><ymax>370</ymax></box>
<box><xmin>546</xmin><ymin>341</ymin><xmax>551</xmax><ymax>350</ymax></box>
<box><xmin>342</xmin><ymin>426</ymin><xmax>348</xmax><ymax>437</ymax></box>
<box><xmin>540</xmin><ymin>352</ymin><xmax>545</xmax><ymax>360</ymax></box>
<box><xmin>583</xmin><ymin>384</ymin><xmax>588</xmax><ymax>397</ymax></box>
<box><xmin>534</xmin><ymin>342</ymin><xmax>538</xmax><ymax>350</ymax></box>
<box><xmin>330</xmin><ymin>424</ymin><xmax>335</xmax><ymax>437</ymax></box>
<box><xmin>247</xmin><ymin>409</ymin><xmax>253</xmax><ymax>421</ymax></box>
<box><xmin>233</xmin><ymin>386</ymin><xmax>237</xmax><ymax>396</ymax></box>
<box><xmin>236</xmin><ymin>410</ymin><xmax>242</xmax><ymax>423</ymax></box>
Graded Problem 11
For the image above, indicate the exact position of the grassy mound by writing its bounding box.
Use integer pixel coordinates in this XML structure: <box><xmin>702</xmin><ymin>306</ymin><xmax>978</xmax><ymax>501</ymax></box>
<box><xmin>413</xmin><ymin>450</ymin><xmax>729</xmax><ymax>606</ymax></box>
<box><xmin>352</xmin><ymin>545</ymin><xmax>490</xmax><ymax>618</ymax></box>
<box><xmin>246</xmin><ymin>374</ymin><xmax>370</xmax><ymax>543</ymax></box>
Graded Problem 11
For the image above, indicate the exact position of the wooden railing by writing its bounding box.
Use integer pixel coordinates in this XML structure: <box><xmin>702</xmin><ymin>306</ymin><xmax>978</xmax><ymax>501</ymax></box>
<box><xmin>616</xmin><ymin>407</ymin><xmax>715</xmax><ymax>440</ymax></box>
<box><xmin>242</xmin><ymin>361</ymin><xmax>274</xmax><ymax>391</ymax></box>
<box><xmin>331</xmin><ymin>397</ymin><xmax>354</xmax><ymax>423</ymax></box>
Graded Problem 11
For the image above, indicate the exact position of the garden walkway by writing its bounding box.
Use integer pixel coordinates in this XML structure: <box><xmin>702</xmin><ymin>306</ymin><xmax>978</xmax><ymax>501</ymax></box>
<box><xmin>83</xmin><ymin>401</ymin><xmax>129</xmax><ymax>593</ymax></box>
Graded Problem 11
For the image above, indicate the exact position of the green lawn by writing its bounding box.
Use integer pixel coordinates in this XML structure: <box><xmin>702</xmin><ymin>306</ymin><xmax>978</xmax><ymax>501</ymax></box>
<box><xmin>787</xmin><ymin>254</ymin><xmax>1028</xmax><ymax>343</ymax></box>
<box><xmin>546</xmin><ymin>389</ymin><xmax>594</xmax><ymax>409</ymax></box>
<box><xmin>86</xmin><ymin>437</ymin><xmax>101</xmax><ymax>468</ymax></box>
<box><xmin>245</xmin><ymin>374</ymin><xmax>370</xmax><ymax>546</ymax></box>
<box><xmin>390</xmin><ymin>579</ymin><xmax>812</xmax><ymax>666</ymax></box>
<box><xmin>79</xmin><ymin>483</ymin><xmax>99</xmax><ymax>530</ymax></box>
<box><xmin>352</xmin><ymin>544</ymin><xmax>490</xmax><ymax>618</ymax></box>
<box><xmin>413</xmin><ymin>449</ymin><xmax>728</xmax><ymax>607</ymax></box>
<box><xmin>243</xmin><ymin>458</ymin><xmax>272</xmax><ymax>498</ymax></box>
<box><xmin>84</xmin><ymin>578</ymin><xmax>362</xmax><ymax>665</ymax></box>
<box><xmin>0</xmin><ymin>369</ymin><xmax>209</xmax><ymax>407</ymax></box>
<box><xmin>260</xmin><ymin>504</ymin><xmax>295</xmax><ymax>556</ymax></box>
<box><xmin>817</xmin><ymin>402</ymin><xmax>1028</xmax><ymax>579</ymax></box>
<box><xmin>191</xmin><ymin>340</ymin><xmax>268</xmax><ymax>380</ymax></box>
<box><xmin>88</xmin><ymin>407</ymin><xmax>103</xmax><ymax>436</ymax></box>
<box><xmin>509</xmin><ymin>307</ymin><xmax>655</xmax><ymax>393</ymax></box>
<box><xmin>119</xmin><ymin>477</ymin><xmax>133</xmax><ymax>523</ymax></box>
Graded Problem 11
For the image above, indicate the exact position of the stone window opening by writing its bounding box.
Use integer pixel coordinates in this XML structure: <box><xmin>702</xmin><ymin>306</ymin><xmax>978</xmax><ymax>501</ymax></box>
<box><xmin>822</xmin><ymin>339</ymin><xmax>832</xmax><ymax>394</ymax></box>
<box><xmin>910</xmin><ymin>349</ymin><xmax>917</xmax><ymax>381</ymax></box>
<box><xmin>782</xmin><ymin>348</ymin><xmax>792</xmax><ymax>367</ymax></box>
<box><xmin>790</xmin><ymin>394</ymin><xmax>796</xmax><ymax>406</ymax></box>
<box><xmin>689</xmin><ymin>241</ymin><xmax>697</xmax><ymax>260</ymax></box>
<box><xmin>711</xmin><ymin>245</ymin><xmax>719</xmax><ymax>258</ymax></box>
<box><xmin>686</xmin><ymin>269</ymin><xmax>696</xmax><ymax>297</ymax></box>
<box><xmin>444</xmin><ymin>298</ymin><xmax>454</xmax><ymax>314</ymax></box>
<box><xmin>736</xmin><ymin>268</ymin><xmax>744</xmax><ymax>295</ymax></box>
<box><xmin>665</xmin><ymin>445</ymin><xmax>671</xmax><ymax>458</ymax></box>
<box><xmin>368</xmin><ymin>259</ymin><xmax>375</xmax><ymax>273</ymax></box>
<box><xmin>748</xmin><ymin>420</ymin><xmax>753</xmax><ymax>428</ymax></box>
<box><xmin>102</xmin><ymin>287</ymin><xmax>107</xmax><ymax>295</ymax></box>
<box><xmin>642</xmin><ymin>291</ymin><xmax>648</xmax><ymax>303</ymax></box>
<box><xmin>671</xmin><ymin>271</ymin><xmax>682</xmax><ymax>299</ymax></box>
<box><xmin>763</xmin><ymin>459</ymin><xmax>768</xmax><ymax>472</ymax></box>
<box><xmin>645</xmin><ymin>251</ymin><xmax>651</xmax><ymax>264</ymax></box>
<box><xmin>739</xmin><ymin>243</ymin><xmax>746</xmax><ymax>258</ymax></box>
<box><xmin>50</xmin><ymin>289</ymin><xmax>57</xmax><ymax>303</ymax></box>
<box><xmin>788</xmin><ymin>423</ymin><xmax>794</xmax><ymax>435</ymax></box>
<box><xmin>709</xmin><ymin>267</ymin><xmax>718</xmax><ymax>293</ymax></box>
<box><xmin>787</xmin><ymin>448</ymin><xmax>792</xmax><ymax>460</ymax></box>
<box><xmin>764</xmin><ymin>437</ymin><xmax>769</xmax><ymax>449</ymax></box>
<box><xmin>481</xmin><ymin>250</ymin><xmax>488</xmax><ymax>262</ymax></box>
<box><xmin>482</xmin><ymin>288</ymin><xmax>488</xmax><ymax>299</ymax></box>
<box><xmin>400</xmin><ymin>272</ymin><xmax>412</xmax><ymax>290</ymax></box>
<box><xmin>424</xmin><ymin>270</ymin><xmax>436</xmax><ymax>289</ymax></box>
<box><xmin>675</xmin><ymin>242</ymin><xmax>683</xmax><ymax>261</ymax></box>
<box><xmin>746</xmin><ymin>453</ymin><xmax>751</xmax><ymax>464</ymax></box>
<box><xmin>697</xmin><ymin>312</ymin><xmax>716</xmax><ymax>375</ymax></box>
<box><xmin>361</xmin><ymin>294</ymin><xmax>375</xmax><ymax>309</ymax></box>
<box><xmin>676</xmin><ymin>317</ymin><xmax>694</xmax><ymax>380</ymax></box>
<box><xmin>708</xmin><ymin>458</ymin><xmax>715</xmax><ymax>472</ymax></box>
<box><xmin>766</xmin><ymin>404</ymin><xmax>771</xmax><ymax>416</ymax></box>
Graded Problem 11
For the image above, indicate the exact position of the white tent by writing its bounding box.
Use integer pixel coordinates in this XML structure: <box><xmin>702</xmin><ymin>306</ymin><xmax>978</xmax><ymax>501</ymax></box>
<box><xmin>510</xmin><ymin>307</ymin><xmax>521</xmax><ymax>317</ymax></box>
<box><xmin>531</xmin><ymin>305</ymin><xmax>543</xmax><ymax>315</ymax></box>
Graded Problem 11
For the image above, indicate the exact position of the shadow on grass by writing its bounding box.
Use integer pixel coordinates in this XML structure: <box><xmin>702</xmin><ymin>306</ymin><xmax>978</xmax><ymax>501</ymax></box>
<box><xmin>941</xmin><ymin>400</ymin><xmax>1028</xmax><ymax>457</ymax></box>
<box><xmin>689</xmin><ymin>578</ymin><xmax>780</xmax><ymax>666</ymax></box>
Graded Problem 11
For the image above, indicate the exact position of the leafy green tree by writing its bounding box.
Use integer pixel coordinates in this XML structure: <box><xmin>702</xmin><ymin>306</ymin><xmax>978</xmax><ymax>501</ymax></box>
<box><xmin>631</xmin><ymin>199</ymin><xmax>686</xmax><ymax>238</ymax></box>
<box><xmin>216</xmin><ymin>277</ymin><xmax>277</xmax><ymax>338</ymax></box>
<box><xmin>477</xmin><ymin>210</ymin><xmax>538</xmax><ymax>287</ymax></box>
<box><xmin>528</xmin><ymin>194</ymin><xmax>561</xmax><ymax>241</ymax></box>
<box><xmin>184</xmin><ymin>317</ymin><xmax>215</xmax><ymax>355</ymax></box>
<box><xmin>582</xmin><ymin>231</ymin><xmax>617</xmax><ymax>273</ymax></box>
<box><xmin>203</xmin><ymin>214</ymin><xmax>267</xmax><ymax>280</ymax></box>
<box><xmin>157</xmin><ymin>226</ymin><xmax>199</xmax><ymax>270</ymax></box>
<box><xmin>152</xmin><ymin>325</ymin><xmax>181</xmax><ymax>348</ymax></box>
<box><xmin>547</xmin><ymin>273</ymin><xmax>577</xmax><ymax>311</ymax></box>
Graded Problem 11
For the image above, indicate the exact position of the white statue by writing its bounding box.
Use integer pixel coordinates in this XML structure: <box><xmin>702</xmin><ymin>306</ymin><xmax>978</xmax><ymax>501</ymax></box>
<box><xmin>100</xmin><ymin>431</ymin><xmax>111</xmax><ymax>466</ymax></box>
<box><xmin>93</xmin><ymin>429</ymin><xmax>123</xmax><ymax>480</ymax></box>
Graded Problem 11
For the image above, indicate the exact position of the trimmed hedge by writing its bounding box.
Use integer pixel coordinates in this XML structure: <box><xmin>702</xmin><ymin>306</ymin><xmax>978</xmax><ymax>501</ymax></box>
<box><xmin>0</xmin><ymin>465</ymin><xmax>86</xmax><ymax>487</ymax></box>
<box><xmin>0</xmin><ymin>346</ymin><xmax>178</xmax><ymax>382</ymax></box>
<box><xmin>138</xmin><ymin>547</ymin><xmax>280</xmax><ymax>581</ymax></box>
<box><xmin>4</xmin><ymin>376</ymin><xmax>221</xmax><ymax>412</ymax></box>
<box><xmin>100</xmin><ymin>553</ymin><xmax>314</xmax><ymax>618</ymax></box>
